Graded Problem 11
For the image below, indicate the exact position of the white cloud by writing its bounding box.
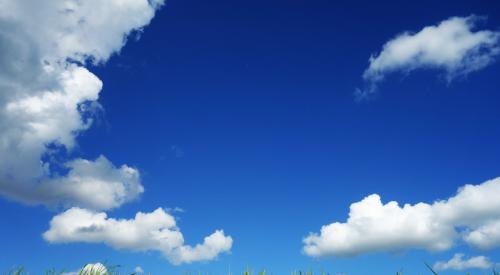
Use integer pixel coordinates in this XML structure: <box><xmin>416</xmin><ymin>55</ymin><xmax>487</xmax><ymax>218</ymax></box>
<box><xmin>134</xmin><ymin>266</ymin><xmax>145</xmax><ymax>274</ymax></box>
<box><xmin>62</xmin><ymin>263</ymin><xmax>108</xmax><ymax>275</ymax></box>
<box><xmin>463</xmin><ymin>220</ymin><xmax>500</xmax><ymax>250</ymax></box>
<box><xmin>0</xmin><ymin>0</ymin><xmax>164</xmax><ymax>209</ymax></box>
<box><xmin>43</xmin><ymin>207</ymin><xmax>233</xmax><ymax>265</ymax></box>
<box><xmin>0</xmin><ymin>0</ymin><xmax>164</xmax><ymax>65</ymax></box>
<box><xmin>169</xmin><ymin>230</ymin><xmax>234</xmax><ymax>264</ymax></box>
<box><xmin>433</xmin><ymin>254</ymin><xmax>492</xmax><ymax>271</ymax></box>
<box><xmin>303</xmin><ymin>177</ymin><xmax>500</xmax><ymax>257</ymax></box>
<box><xmin>356</xmin><ymin>15</ymin><xmax>500</xmax><ymax>99</ymax></box>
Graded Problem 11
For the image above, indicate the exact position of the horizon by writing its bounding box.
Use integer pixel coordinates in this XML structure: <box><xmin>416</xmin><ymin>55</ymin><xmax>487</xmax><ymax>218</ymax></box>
<box><xmin>1</xmin><ymin>0</ymin><xmax>500</xmax><ymax>274</ymax></box>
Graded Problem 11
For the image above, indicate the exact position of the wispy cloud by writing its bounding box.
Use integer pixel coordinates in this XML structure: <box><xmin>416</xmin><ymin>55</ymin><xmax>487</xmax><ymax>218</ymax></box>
<box><xmin>0</xmin><ymin>0</ymin><xmax>163</xmax><ymax>209</ymax></box>
<box><xmin>356</xmin><ymin>15</ymin><xmax>500</xmax><ymax>100</ymax></box>
<box><xmin>433</xmin><ymin>254</ymin><xmax>492</xmax><ymax>271</ymax></box>
<box><xmin>303</xmin><ymin>177</ymin><xmax>500</xmax><ymax>257</ymax></box>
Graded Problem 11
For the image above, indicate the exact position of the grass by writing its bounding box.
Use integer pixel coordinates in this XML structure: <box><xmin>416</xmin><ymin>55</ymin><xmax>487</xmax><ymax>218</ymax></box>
<box><xmin>424</xmin><ymin>263</ymin><xmax>438</xmax><ymax>275</ymax></box>
<box><xmin>3</xmin><ymin>264</ymin><xmax>123</xmax><ymax>275</ymax></box>
<box><xmin>3</xmin><ymin>266</ymin><xmax>500</xmax><ymax>275</ymax></box>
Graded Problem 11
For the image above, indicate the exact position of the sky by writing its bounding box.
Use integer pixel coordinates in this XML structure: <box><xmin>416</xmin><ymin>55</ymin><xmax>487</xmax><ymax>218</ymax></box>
<box><xmin>1</xmin><ymin>0</ymin><xmax>500</xmax><ymax>274</ymax></box>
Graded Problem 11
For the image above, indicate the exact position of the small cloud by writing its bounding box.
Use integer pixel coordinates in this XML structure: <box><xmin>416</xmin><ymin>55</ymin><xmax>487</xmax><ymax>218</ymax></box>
<box><xmin>0</xmin><ymin>0</ymin><xmax>164</xmax><ymax>211</ymax></box>
<box><xmin>356</xmin><ymin>15</ymin><xmax>500</xmax><ymax>99</ymax></box>
<box><xmin>36</xmin><ymin>155</ymin><xmax>144</xmax><ymax>211</ymax></box>
<box><xmin>167</xmin><ymin>207</ymin><xmax>185</xmax><ymax>213</ymax></box>
<box><xmin>433</xmin><ymin>254</ymin><xmax>492</xmax><ymax>271</ymax></box>
<box><xmin>43</xmin><ymin>207</ymin><xmax>233</xmax><ymax>265</ymax></box>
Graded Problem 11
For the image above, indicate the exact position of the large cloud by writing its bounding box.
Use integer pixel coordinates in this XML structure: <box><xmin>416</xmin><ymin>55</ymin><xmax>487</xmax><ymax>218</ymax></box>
<box><xmin>43</xmin><ymin>208</ymin><xmax>233</xmax><ymax>265</ymax></box>
<box><xmin>356</xmin><ymin>15</ymin><xmax>500</xmax><ymax>99</ymax></box>
<box><xmin>0</xmin><ymin>0</ymin><xmax>165</xmax><ymax>210</ymax></box>
<box><xmin>303</xmin><ymin>177</ymin><xmax>500</xmax><ymax>257</ymax></box>
<box><xmin>0</xmin><ymin>0</ymin><xmax>233</xmax><ymax>264</ymax></box>
<box><xmin>433</xmin><ymin>254</ymin><xmax>492</xmax><ymax>271</ymax></box>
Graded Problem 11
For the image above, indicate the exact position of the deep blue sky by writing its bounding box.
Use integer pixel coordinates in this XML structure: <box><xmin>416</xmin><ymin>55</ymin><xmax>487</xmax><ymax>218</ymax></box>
<box><xmin>2</xmin><ymin>0</ymin><xmax>500</xmax><ymax>274</ymax></box>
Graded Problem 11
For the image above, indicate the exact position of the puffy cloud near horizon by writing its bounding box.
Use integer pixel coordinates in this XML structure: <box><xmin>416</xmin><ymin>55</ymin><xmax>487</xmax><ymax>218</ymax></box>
<box><xmin>463</xmin><ymin>220</ymin><xmax>500</xmax><ymax>250</ymax></box>
<box><xmin>34</xmin><ymin>156</ymin><xmax>143</xmax><ymax>210</ymax></box>
<box><xmin>356</xmin><ymin>15</ymin><xmax>500</xmax><ymax>99</ymax></box>
<box><xmin>303</xmin><ymin>177</ymin><xmax>500</xmax><ymax>257</ymax></box>
<box><xmin>43</xmin><ymin>208</ymin><xmax>233</xmax><ymax>265</ymax></box>
<box><xmin>1</xmin><ymin>154</ymin><xmax>143</xmax><ymax>210</ymax></box>
<box><xmin>0</xmin><ymin>0</ymin><xmax>165</xmax><ymax>209</ymax></box>
<box><xmin>433</xmin><ymin>254</ymin><xmax>492</xmax><ymax>271</ymax></box>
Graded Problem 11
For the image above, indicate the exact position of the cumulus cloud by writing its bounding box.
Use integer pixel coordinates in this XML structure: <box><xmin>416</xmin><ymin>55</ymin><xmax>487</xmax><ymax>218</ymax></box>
<box><xmin>36</xmin><ymin>156</ymin><xmax>143</xmax><ymax>210</ymax></box>
<box><xmin>43</xmin><ymin>207</ymin><xmax>233</xmax><ymax>265</ymax></box>
<box><xmin>356</xmin><ymin>15</ymin><xmax>500</xmax><ymax>99</ymax></box>
<box><xmin>303</xmin><ymin>194</ymin><xmax>454</xmax><ymax>257</ymax></box>
<box><xmin>0</xmin><ymin>0</ymin><xmax>233</xmax><ymax>264</ymax></box>
<box><xmin>303</xmin><ymin>177</ymin><xmax>500</xmax><ymax>257</ymax></box>
<box><xmin>0</xmin><ymin>0</ymin><xmax>164</xmax><ymax>209</ymax></box>
<box><xmin>463</xmin><ymin>220</ymin><xmax>500</xmax><ymax>250</ymax></box>
<box><xmin>433</xmin><ymin>254</ymin><xmax>492</xmax><ymax>271</ymax></box>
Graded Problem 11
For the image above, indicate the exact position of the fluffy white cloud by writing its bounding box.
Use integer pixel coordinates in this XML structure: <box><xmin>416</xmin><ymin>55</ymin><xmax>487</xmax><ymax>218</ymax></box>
<box><xmin>1</xmin><ymin>153</ymin><xmax>143</xmax><ymax>210</ymax></box>
<box><xmin>303</xmin><ymin>194</ymin><xmax>455</xmax><ymax>257</ymax></box>
<box><xmin>356</xmin><ymin>15</ymin><xmax>500</xmax><ymax>99</ymax></box>
<box><xmin>0</xmin><ymin>0</ymin><xmax>164</xmax><ymax>209</ymax></box>
<box><xmin>433</xmin><ymin>254</ymin><xmax>492</xmax><ymax>271</ymax></box>
<box><xmin>463</xmin><ymin>220</ymin><xmax>500</xmax><ymax>250</ymax></box>
<box><xmin>43</xmin><ymin>207</ymin><xmax>233</xmax><ymax>265</ymax></box>
<box><xmin>35</xmin><ymin>156</ymin><xmax>144</xmax><ymax>210</ymax></box>
<box><xmin>303</xmin><ymin>177</ymin><xmax>500</xmax><ymax>257</ymax></box>
<box><xmin>168</xmin><ymin>230</ymin><xmax>235</xmax><ymax>264</ymax></box>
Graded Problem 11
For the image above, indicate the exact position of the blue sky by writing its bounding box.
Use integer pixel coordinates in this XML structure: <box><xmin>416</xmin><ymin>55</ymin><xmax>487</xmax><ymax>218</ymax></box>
<box><xmin>1</xmin><ymin>0</ymin><xmax>500</xmax><ymax>274</ymax></box>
